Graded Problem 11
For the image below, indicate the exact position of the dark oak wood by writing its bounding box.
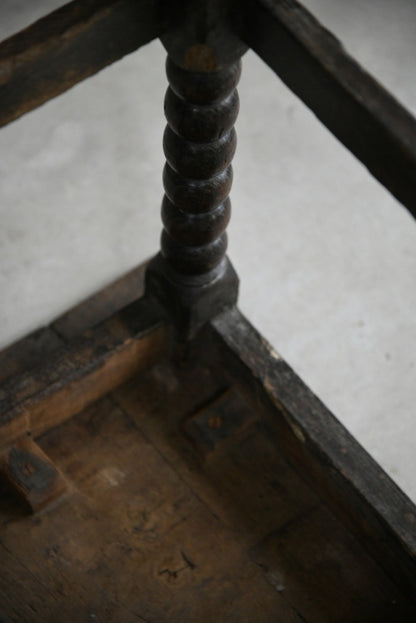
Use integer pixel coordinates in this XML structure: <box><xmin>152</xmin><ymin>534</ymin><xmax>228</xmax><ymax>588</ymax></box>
<box><xmin>0</xmin><ymin>297</ymin><xmax>168</xmax><ymax>447</ymax></box>
<box><xmin>52</xmin><ymin>262</ymin><xmax>148</xmax><ymax>341</ymax></box>
<box><xmin>0</xmin><ymin>263</ymin><xmax>148</xmax><ymax>384</ymax></box>
<box><xmin>0</xmin><ymin>0</ymin><xmax>163</xmax><ymax>128</ymax></box>
<box><xmin>209</xmin><ymin>307</ymin><xmax>416</xmax><ymax>602</ymax></box>
<box><xmin>161</xmin><ymin>57</ymin><xmax>240</xmax><ymax>278</ymax></box>
<box><xmin>1</xmin><ymin>354</ymin><xmax>415</xmax><ymax>621</ymax></box>
<box><xmin>146</xmin><ymin>56</ymin><xmax>240</xmax><ymax>336</ymax></box>
<box><xmin>0</xmin><ymin>263</ymin><xmax>162</xmax><ymax>511</ymax></box>
<box><xmin>0</xmin><ymin>328</ymin><xmax>63</xmax><ymax>386</ymax></box>
<box><xmin>183</xmin><ymin>388</ymin><xmax>257</xmax><ymax>455</ymax></box>
<box><xmin>1</xmin><ymin>266</ymin><xmax>416</xmax><ymax>618</ymax></box>
<box><xmin>0</xmin><ymin>436</ymin><xmax>67</xmax><ymax>513</ymax></box>
<box><xmin>242</xmin><ymin>0</ymin><xmax>416</xmax><ymax>216</ymax></box>
<box><xmin>1</xmin><ymin>2</ymin><xmax>416</xmax><ymax>617</ymax></box>
<box><xmin>160</xmin><ymin>0</ymin><xmax>247</xmax><ymax>71</ymax></box>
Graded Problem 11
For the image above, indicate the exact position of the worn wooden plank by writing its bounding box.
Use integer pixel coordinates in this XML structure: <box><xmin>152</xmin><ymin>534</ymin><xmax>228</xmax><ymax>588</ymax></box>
<box><xmin>2</xmin><ymin>356</ymin><xmax>415</xmax><ymax>620</ymax></box>
<box><xmin>0</xmin><ymin>394</ymin><xmax>300</xmax><ymax>622</ymax></box>
<box><xmin>0</xmin><ymin>262</ymin><xmax>148</xmax><ymax>387</ymax></box>
<box><xmin>0</xmin><ymin>297</ymin><xmax>168</xmax><ymax>446</ymax></box>
<box><xmin>0</xmin><ymin>0</ymin><xmax>163</xmax><ymax>128</ymax></box>
<box><xmin>242</xmin><ymin>0</ymin><xmax>416</xmax><ymax>216</ymax></box>
<box><xmin>210</xmin><ymin>307</ymin><xmax>416</xmax><ymax>603</ymax></box>
<box><xmin>0</xmin><ymin>327</ymin><xmax>63</xmax><ymax>385</ymax></box>
<box><xmin>53</xmin><ymin>262</ymin><xmax>148</xmax><ymax>341</ymax></box>
<box><xmin>0</xmin><ymin>436</ymin><xmax>67</xmax><ymax>512</ymax></box>
<box><xmin>113</xmin><ymin>361</ymin><xmax>318</xmax><ymax>542</ymax></box>
<box><xmin>115</xmin><ymin>359</ymin><xmax>416</xmax><ymax>618</ymax></box>
<box><xmin>0</xmin><ymin>541</ymin><xmax>61</xmax><ymax>621</ymax></box>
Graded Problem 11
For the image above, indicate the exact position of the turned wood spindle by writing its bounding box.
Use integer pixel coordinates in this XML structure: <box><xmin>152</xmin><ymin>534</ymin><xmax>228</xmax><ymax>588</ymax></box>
<box><xmin>160</xmin><ymin>56</ymin><xmax>241</xmax><ymax>284</ymax></box>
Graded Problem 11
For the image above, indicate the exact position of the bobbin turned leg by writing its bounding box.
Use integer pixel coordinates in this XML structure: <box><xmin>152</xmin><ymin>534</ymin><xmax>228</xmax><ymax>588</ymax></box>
<box><xmin>146</xmin><ymin>56</ymin><xmax>241</xmax><ymax>338</ymax></box>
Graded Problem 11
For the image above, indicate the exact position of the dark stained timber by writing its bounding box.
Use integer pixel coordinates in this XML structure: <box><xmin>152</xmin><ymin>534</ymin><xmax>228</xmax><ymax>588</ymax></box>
<box><xmin>0</xmin><ymin>297</ymin><xmax>168</xmax><ymax>447</ymax></box>
<box><xmin>243</xmin><ymin>0</ymin><xmax>416</xmax><ymax>216</ymax></box>
<box><xmin>2</xmin><ymin>318</ymin><xmax>416</xmax><ymax>618</ymax></box>
<box><xmin>0</xmin><ymin>0</ymin><xmax>163</xmax><ymax>128</ymax></box>
<box><xmin>1</xmin><ymin>1</ymin><xmax>416</xmax><ymax>617</ymax></box>
<box><xmin>1</xmin><ymin>264</ymin><xmax>416</xmax><ymax>617</ymax></box>
<box><xmin>145</xmin><ymin>56</ymin><xmax>241</xmax><ymax>336</ymax></box>
<box><xmin>210</xmin><ymin>307</ymin><xmax>416</xmax><ymax>603</ymax></box>
<box><xmin>161</xmin><ymin>57</ymin><xmax>240</xmax><ymax>277</ymax></box>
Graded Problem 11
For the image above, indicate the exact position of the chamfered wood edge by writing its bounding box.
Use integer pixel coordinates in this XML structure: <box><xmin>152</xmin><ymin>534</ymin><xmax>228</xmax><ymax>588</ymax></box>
<box><xmin>0</xmin><ymin>295</ymin><xmax>169</xmax><ymax>449</ymax></box>
<box><xmin>0</xmin><ymin>436</ymin><xmax>68</xmax><ymax>513</ymax></box>
<box><xmin>0</xmin><ymin>0</ymin><xmax>164</xmax><ymax>128</ymax></box>
<box><xmin>52</xmin><ymin>261</ymin><xmax>148</xmax><ymax>341</ymax></box>
<box><xmin>242</xmin><ymin>0</ymin><xmax>416</xmax><ymax>217</ymax></box>
<box><xmin>209</xmin><ymin>306</ymin><xmax>416</xmax><ymax>602</ymax></box>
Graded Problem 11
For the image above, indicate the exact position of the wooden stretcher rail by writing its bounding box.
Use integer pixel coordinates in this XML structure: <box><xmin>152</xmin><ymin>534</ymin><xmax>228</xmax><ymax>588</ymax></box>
<box><xmin>0</xmin><ymin>0</ymin><xmax>162</xmax><ymax>128</ymax></box>
<box><xmin>243</xmin><ymin>0</ymin><xmax>416</xmax><ymax>217</ymax></box>
<box><xmin>0</xmin><ymin>297</ymin><xmax>168</xmax><ymax>447</ymax></box>
<box><xmin>210</xmin><ymin>307</ymin><xmax>416</xmax><ymax>602</ymax></box>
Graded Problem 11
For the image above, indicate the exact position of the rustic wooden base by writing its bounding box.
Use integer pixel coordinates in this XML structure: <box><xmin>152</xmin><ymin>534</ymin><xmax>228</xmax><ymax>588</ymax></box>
<box><xmin>0</xmin><ymin>262</ymin><xmax>167</xmax><ymax>511</ymax></box>
<box><xmin>1</xmin><ymin>261</ymin><xmax>416</xmax><ymax>621</ymax></box>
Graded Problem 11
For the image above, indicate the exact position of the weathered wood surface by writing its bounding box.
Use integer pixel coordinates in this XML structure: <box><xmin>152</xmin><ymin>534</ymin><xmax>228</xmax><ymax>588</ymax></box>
<box><xmin>210</xmin><ymin>307</ymin><xmax>416</xmax><ymax>603</ymax></box>
<box><xmin>52</xmin><ymin>262</ymin><xmax>148</xmax><ymax>341</ymax></box>
<box><xmin>243</xmin><ymin>0</ymin><xmax>416</xmax><ymax>216</ymax></box>
<box><xmin>0</xmin><ymin>328</ymin><xmax>63</xmax><ymax>386</ymax></box>
<box><xmin>1</xmin><ymin>265</ymin><xmax>415</xmax><ymax>617</ymax></box>
<box><xmin>161</xmin><ymin>57</ymin><xmax>240</xmax><ymax>277</ymax></box>
<box><xmin>1</xmin><ymin>0</ymin><xmax>416</xmax><ymax>217</ymax></box>
<box><xmin>0</xmin><ymin>436</ymin><xmax>67</xmax><ymax>513</ymax></box>
<box><xmin>1</xmin><ymin>355</ymin><xmax>415</xmax><ymax>621</ymax></box>
<box><xmin>0</xmin><ymin>296</ymin><xmax>167</xmax><ymax>447</ymax></box>
<box><xmin>0</xmin><ymin>0</ymin><xmax>162</xmax><ymax>128</ymax></box>
<box><xmin>146</xmin><ymin>55</ymin><xmax>240</xmax><ymax>337</ymax></box>
<box><xmin>0</xmin><ymin>265</ymin><xmax>166</xmax><ymax>511</ymax></box>
<box><xmin>0</xmin><ymin>262</ymin><xmax>148</xmax><ymax>384</ymax></box>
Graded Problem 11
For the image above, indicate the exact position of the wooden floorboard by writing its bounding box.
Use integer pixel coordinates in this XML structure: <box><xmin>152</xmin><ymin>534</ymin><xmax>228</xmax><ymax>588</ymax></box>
<box><xmin>1</xmin><ymin>356</ymin><xmax>415</xmax><ymax>622</ymax></box>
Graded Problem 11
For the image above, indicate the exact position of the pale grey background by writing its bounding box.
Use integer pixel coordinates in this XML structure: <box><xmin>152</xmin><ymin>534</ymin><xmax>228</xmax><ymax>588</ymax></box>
<box><xmin>1</xmin><ymin>1</ymin><xmax>415</xmax><ymax>501</ymax></box>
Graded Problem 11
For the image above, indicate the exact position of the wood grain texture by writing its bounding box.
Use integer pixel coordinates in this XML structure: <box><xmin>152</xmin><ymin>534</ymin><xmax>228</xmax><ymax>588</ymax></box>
<box><xmin>145</xmin><ymin>58</ymin><xmax>240</xmax><ymax>337</ymax></box>
<box><xmin>1</xmin><ymin>356</ymin><xmax>415</xmax><ymax>620</ymax></box>
<box><xmin>0</xmin><ymin>263</ymin><xmax>148</xmax><ymax>382</ymax></box>
<box><xmin>161</xmin><ymin>57</ymin><xmax>240</xmax><ymax>278</ymax></box>
<box><xmin>0</xmin><ymin>297</ymin><xmax>168</xmax><ymax>446</ymax></box>
<box><xmin>210</xmin><ymin>306</ymin><xmax>416</xmax><ymax>603</ymax></box>
<box><xmin>0</xmin><ymin>0</ymin><xmax>163</xmax><ymax>128</ymax></box>
<box><xmin>0</xmin><ymin>436</ymin><xmax>67</xmax><ymax>512</ymax></box>
<box><xmin>52</xmin><ymin>261</ymin><xmax>148</xmax><ymax>341</ymax></box>
<box><xmin>242</xmin><ymin>0</ymin><xmax>416</xmax><ymax>216</ymax></box>
<box><xmin>0</xmin><ymin>328</ymin><xmax>63</xmax><ymax>385</ymax></box>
